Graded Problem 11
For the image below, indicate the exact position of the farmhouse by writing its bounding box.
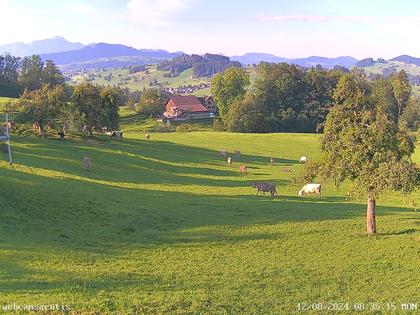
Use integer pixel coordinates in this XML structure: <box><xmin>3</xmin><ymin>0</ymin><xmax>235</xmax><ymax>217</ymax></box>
<box><xmin>198</xmin><ymin>96</ymin><xmax>218</xmax><ymax>113</ymax></box>
<box><xmin>164</xmin><ymin>95</ymin><xmax>210</xmax><ymax>120</ymax></box>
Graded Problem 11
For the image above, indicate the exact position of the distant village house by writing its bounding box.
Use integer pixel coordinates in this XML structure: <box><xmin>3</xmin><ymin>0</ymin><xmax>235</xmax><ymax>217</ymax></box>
<box><xmin>198</xmin><ymin>96</ymin><xmax>217</xmax><ymax>113</ymax></box>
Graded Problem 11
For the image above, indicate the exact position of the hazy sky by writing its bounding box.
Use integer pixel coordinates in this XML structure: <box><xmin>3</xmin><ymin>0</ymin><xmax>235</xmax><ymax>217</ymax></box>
<box><xmin>1</xmin><ymin>0</ymin><xmax>420</xmax><ymax>58</ymax></box>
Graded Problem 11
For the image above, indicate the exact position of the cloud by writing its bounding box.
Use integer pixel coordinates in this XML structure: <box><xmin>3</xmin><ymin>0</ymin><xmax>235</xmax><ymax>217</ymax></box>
<box><xmin>125</xmin><ymin>0</ymin><xmax>194</xmax><ymax>26</ymax></box>
<box><xmin>256</xmin><ymin>13</ymin><xmax>420</xmax><ymax>24</ymax></box>
<box><xmin>63</xmin><ymin>3</ymin><xmax>93</xmax><ymax>14</ymax></box>
<box><xmin>257</xmin><ymin>13</ymin><xmax>331</xmax><ymax>23</ymax></box>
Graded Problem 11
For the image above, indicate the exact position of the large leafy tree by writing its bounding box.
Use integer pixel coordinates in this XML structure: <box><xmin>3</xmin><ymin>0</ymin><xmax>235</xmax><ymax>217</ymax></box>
<box><xmin>389</xmin><ymin>70</ymin><xmax>412</xmax><ymax>124</ymax></box>
<box><xmin>226</xmin><ymin>92</ymin><xmax>265</xmax><ymax>132</ymax></box>
<box><xmin>42</xmin><ymin>60</ymin><xmax>65</xmax><ymax>87</ymax></box>
<box><xmin>136</xmin><ymin>88</ymin><xmax>165</xmax><ymax>117</ymax></box>
<box><xmin>211</xmin><ymin>67</ymin><xmax>249</xmax><ymax>123</ymax></box>
<box><xmin>254</xmin><ymin>62</ymin><xmax>307</xmax><ymax>118</ymax></box>
<box><xmin>16</xmin><ymin>84</ymin><xmax>66</xmax><ymax>136</ymax></box>
<box><xmin>19</xmin><ymin>55</ymin><xmax>44</xmax><ymax>91</ymax></box>
<box><xmin>303</xmin><ymin>68</ymin><xmax>340</xmax><ymax>131</ymax></box>
<box><xmin>71</xmin><ymin>83</ymin><xmax>120</xmax><ymax>134</ymax></box>
<box><xmin>0</xmin><ymin>54</ymin><xmax>21</xmax><ymax>97</ymax></box>
<box><xmin>303</xmin><ymin>73</ymin><xmax>419</xmax><ymax>234</ymax></box>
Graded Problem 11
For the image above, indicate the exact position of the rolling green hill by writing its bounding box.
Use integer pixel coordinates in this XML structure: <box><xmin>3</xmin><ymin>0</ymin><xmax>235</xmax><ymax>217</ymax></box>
<box><xmin>70</xmin><ymin>65</ymin><xmax>257</xmax><ymax>97</ymax></box>
<box><xmin>71</xmin><ymin>65</ymin><xmax>212</xmax><ymax>96</ymax></box>
<box><xmin>0</xmin><ymin>120</ymin><xmax>418</xmax><ymax>313</ymax></box>
<box><xmin>359</xmin><ymin>60</ymin><xmax>420</xmax><ymax>76</ymax></box>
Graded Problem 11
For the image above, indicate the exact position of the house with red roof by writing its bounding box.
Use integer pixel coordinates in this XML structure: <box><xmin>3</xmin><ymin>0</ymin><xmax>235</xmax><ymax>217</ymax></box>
<box><xmin>164</xmin><ymin>95</ymin><xmax>211</xmax><ymax>120</ymax></box>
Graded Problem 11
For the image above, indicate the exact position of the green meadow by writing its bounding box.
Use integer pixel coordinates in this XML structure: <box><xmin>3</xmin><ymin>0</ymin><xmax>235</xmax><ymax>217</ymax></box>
<box><xmin>71</xmin><ymin>66</ymin><xmax>212</xmax><ymax>96</ymax></box>
<box><xmin>0</xmin><ymin>123</ymin><xmax>418</xmax><ymax>313</ymax></box>
<box><xmin>0</xmin><ymin>97</ymin><xmax>16</xmax><ymax>111</ymax></box>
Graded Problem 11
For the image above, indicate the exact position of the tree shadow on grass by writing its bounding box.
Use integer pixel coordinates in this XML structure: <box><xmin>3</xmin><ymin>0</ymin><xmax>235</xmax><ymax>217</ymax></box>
<box><xmin>11</xmin><ymin>136</ymin><xmax>293</xmax><ymax>188</ymax></box>
<box><xmin>0</xmin><ymin>165</ymin><xmax>417</xmax><ymax>252</ymax></box>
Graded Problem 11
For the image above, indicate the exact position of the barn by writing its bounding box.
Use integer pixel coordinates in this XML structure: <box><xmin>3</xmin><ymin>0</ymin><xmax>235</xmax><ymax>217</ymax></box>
<box><xmin>164</xmin><ymin>95</ymin><xmax>211</xmax><ymax>120</ymax></box>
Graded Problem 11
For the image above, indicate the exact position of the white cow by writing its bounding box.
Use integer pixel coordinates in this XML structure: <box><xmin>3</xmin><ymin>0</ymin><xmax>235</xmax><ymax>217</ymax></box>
<box><xmin>299</xmin><ymin>183</ymin><xmax>321</xmax><ymax>196</ymax></box>
<box><xmin>227</xmin><ymin>156</ymin><xmax>232</xmax><ymax>165</ymax></box>
<box><xmin>299</xmin><ymin>156</ymin><xmax>308</xmax><ymax>163</ymax></box>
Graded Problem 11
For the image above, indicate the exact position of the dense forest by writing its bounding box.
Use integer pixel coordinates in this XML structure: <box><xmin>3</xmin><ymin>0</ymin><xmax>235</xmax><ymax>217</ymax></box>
<box><xmin>212</xmin><ymin>63</ymin><xmax>420</xmax><ymax>133</ymax></box>
<box><xmin>157</xmin><ymin>53</ymin><xmax>241</xmax><ymax>77</ymax></box>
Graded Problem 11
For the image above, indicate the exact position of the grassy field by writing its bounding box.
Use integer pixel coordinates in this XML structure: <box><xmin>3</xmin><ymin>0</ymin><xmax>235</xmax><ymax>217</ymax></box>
<box><xmin>360</xmin><ymin>60</ymin><xmax>420</xmax><ymax>78</ymax></box>
<box><xmin>70</xmin><ymin>65</ymin><xmax>258</xmax><ymax>97</ymax></box>
<box><xmin>0</xmin><ymin>125</ymin><xmax>418</xmax><ymax>313</ymax></box>
<box><xmin>71</xmin><ymin>65</ymin><xmax>212</xmax><ymax>95</ymax></box>
<box><xmin>0</xmin><ymin>97</ymin><xmax>16</xmax><ymax>111</ymax></box>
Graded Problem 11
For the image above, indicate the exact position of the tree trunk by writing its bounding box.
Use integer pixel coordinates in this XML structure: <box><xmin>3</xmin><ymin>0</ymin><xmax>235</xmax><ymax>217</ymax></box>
<box><xmin>367</xmin><ymin>196</ymin><xmax>376</xmax><ymax>235</ymax></box>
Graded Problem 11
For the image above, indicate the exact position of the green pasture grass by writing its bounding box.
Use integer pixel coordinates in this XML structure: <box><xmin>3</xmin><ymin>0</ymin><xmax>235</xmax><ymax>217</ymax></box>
<box><xmin>0</xmin><ymin>130</ymin><xmax>418</xmax><ymax>314</ymax></box>
<box><xmin>361</xmin><ymin>60</ymin><xmax>420</xmax><ymax>76</ymax></box>
<box><xmin>0</xmin><ymin>97</ymin><xmax>16</xmax><ymax>111</ymax></box>
<box><xmin>72</xmin><ymin>66</ymin><xmax>212</xmax><ymax>96</ymax></box>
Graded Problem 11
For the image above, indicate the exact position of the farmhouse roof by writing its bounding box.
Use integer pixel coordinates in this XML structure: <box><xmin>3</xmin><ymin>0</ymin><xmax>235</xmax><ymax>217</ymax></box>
<box><xmin>166</xmin><ymin>95</ymin><xmax>208</xmax><ymax>112</ymax></box>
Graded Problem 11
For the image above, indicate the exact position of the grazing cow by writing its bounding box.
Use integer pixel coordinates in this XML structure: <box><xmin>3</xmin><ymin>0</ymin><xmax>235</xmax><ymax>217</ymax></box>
<box><xmin>234</xmin><ymin>150</ymin><xmax>241</xmax><ymax>157</ymax></box>
<box><xmin>32</xmin><ymin>121</ymin><xmax>40</xmax><ymax>133</ymax></box>
<box><xmin>281</xmin><ymin>167</ymin><xmax>292</xmax><ymax>173</ymax></box>
<box><xmin>270</xmin><ymin>157</ymin><xmax>276</xmax><ymax>165</ymax></box>
<box><xmin>83</xmin><ymin>157</ymin><xmax>92</xmax><ymax>172</ymax></box>
<box><xmin>299</xmin><ymin>156</ymin><xmax>308</xmax><ymax>163</ymax></box>
<box><xmin>111</xmin><ymin>131</ymin><xmax>123</xmax><ymax>139</ymax></box>
<box><xmin>45</xmin><ymin>122</ymin><xmax>52</xmax><ymax>132</ymax></box>
<box><xmin>253</xmin><ymin>182</ymin><xmax>278</xmax><ymax>197</ymax></box>
<box><xmin>227</xmin><ymin>156</ymin><xmax>232</xmax><ymax>165</ymax></box>
<box><xmin>239</xmin><ymin>164</ymin><xmax>247</xmax><ymax>175</ymax></box>
<box><xmin>219</xmin><ymin>150</ymin><xmax>227</xmax><ymax>157</ymax></box>
<box><xmin>145</xmin><ymin>134</ymin><xmax>150</xmax><ymax>140</ymax></box>
<box><xmin>298</xmin><ymin>183</ymin><xmax>321</xmax><ymax>196</ymax></box>
<box><xmin>4</xmin><ymin>121</ymin><xmax>16</xmax><ymax>130</ymax></box>
<box><xmin>57</xmin><ymin>131</ymin><xmax>65</xmax><ymax>140</ymax></box>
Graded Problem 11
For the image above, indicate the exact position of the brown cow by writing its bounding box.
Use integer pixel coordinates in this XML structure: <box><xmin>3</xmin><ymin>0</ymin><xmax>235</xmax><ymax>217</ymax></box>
<box><xmin>253</xmin><ymin>182</ymin><xmax>278</xmax><ymax>197</ymax></box>
<box><xmin>239</xmin><ymin>164</ymin><xmax>247</xmax><ymax>175</ymax></box>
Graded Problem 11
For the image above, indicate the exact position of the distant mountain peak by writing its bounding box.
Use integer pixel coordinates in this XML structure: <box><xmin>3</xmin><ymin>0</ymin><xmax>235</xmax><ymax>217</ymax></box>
<box><xmin>0</xmin><ymin>36</ymin><xmax>85</xmax><ymax>57</ymax></box>
<box><xmin>390</xmin><ymin>55</ymin><xmax>420</xmax><ymax>66</ymax></box>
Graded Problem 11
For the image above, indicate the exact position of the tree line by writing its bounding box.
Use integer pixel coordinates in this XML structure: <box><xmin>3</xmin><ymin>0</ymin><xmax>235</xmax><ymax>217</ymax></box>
<box><xmin>0</xmin><ymin>54</ymin><xmax>64</xmax><ymax>97</ymax></box>
<box><xmin>157</xmin><ymin>53</ymin><xmax>241</xmax><ymax>78</ymax></box>
<box><xmin>0</xmin><ymin>53</ymin><xmax>129</xmax><ymax>135</ymax></box>
<box><xmin>212</xmin><ymin>64</ymin><xmax>420</xmax><ymax>133</ymax></box>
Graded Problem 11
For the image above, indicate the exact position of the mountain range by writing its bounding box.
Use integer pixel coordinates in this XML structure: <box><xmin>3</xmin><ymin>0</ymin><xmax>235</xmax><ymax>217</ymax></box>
<box><xmin>2</xmin><ymin>36</ymin><xmax>420</xmax><ymax>72</ymax></box>
<box><xmin>231</xmin><ymin>54</ymin><xmax>358</xmax><ymax>68</ymax></box>
<box><xmin>40</xmin><ymin>43</ymin><xmax>183</xmax><ymax>71</ymax></box>
<box><xmin>0</xmin><ymin>36</ymin><xmax>84</xmax><ymax>57</ymax></box>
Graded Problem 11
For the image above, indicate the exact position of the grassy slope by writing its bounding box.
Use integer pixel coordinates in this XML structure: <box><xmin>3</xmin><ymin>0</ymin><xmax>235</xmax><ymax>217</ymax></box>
<box><xmin>361</xmin><ymin>61</ymin><xmax>420</xmax><ymax>76</ymax></box>
<box><xmin>0</xmin><ymin>126</ymin><xmax>418</xmax><ymax>313</ymax></box>
<box><xmin>0</xmin><ymin>97</ymin><xmax>16</xmax><ymax>111</ymax></box>
<box><xmin>72</xmin><ymin>66</ymin><xmax>212</xmax><ymax>96</ymax></box>
<box><xmin>71</xmin><ymin>65</ymin><xmax>257</xmax><ymax>97</ymax></box>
